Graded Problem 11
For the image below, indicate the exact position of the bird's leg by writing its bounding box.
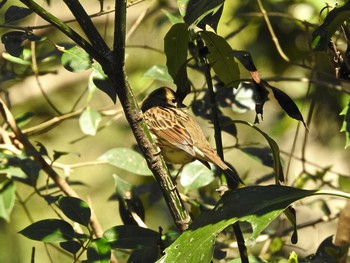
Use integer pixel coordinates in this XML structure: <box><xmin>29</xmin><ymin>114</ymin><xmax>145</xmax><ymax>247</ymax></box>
<box><xmin>172</xmin><ymin>164</ymin><xmax>185</xmax><ymax>184</ymax></box>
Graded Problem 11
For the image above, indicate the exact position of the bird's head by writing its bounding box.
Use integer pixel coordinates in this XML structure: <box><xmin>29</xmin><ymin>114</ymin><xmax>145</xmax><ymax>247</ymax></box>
<box><xmin>141</xmin><ymin>87</ymin><xmax>186</xmax><ymax>112</ymax></box>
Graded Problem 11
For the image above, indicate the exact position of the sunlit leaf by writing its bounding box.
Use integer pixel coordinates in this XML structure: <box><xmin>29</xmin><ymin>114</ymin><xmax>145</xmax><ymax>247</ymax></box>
<box><xmin>19</xmin><ymin>219</ymin><xmax>75</xmax><ymax>242</ymax></box>
<box><xmin>159</xmin><ymin>185</ymin><xmax>350</xmax><ymax>263</ymax></box>
<box><xmin>79</xmin><ymin>107</ymin><xmax>101</xmax><ymax>136</ymax></box>
<box><xmin>200</xmin><ymin>31</ymin><xmax>240</xmax><ymax>87</ymax></box>
<box><xmin>0</xmin><ymin>179</ymin><xmax>15</xmax><ymax>222</ymax></box>
<box><xmin>180</xmin><ymin>160</ymin><xmax>215</xmax><ymax>191</ymax></box>
<box><xmin>87</xmin><ymin>238</ymin><xmax>111</xmax><ymax>263</ymax></box>
<box><xmin>98</xmin><ymin>148</ymin><xmax>152</xmax><ymax>176</ymax></box>
<box><xmin>61</xmin><ymin>46</ymin><xmax>92</xmax><ymax>72</ymax></box>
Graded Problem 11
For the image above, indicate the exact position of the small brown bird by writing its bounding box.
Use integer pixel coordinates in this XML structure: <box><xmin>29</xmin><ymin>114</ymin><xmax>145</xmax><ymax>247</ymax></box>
<box><xmin>141</xmin><ymin>87</ymin><xmax>243</xmax><ymax>185</ymax></box>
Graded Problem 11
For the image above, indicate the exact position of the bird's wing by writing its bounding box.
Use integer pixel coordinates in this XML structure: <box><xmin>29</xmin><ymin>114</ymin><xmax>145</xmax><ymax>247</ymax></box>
<box><xmin>144</xmin><ymin>107</ymin><xmax>196</xmax><ymax>156</ymax></box>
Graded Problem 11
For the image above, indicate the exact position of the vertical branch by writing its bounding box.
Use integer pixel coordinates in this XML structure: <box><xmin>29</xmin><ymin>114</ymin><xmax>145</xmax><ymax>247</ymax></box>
<box><xmin>110</xmin><ymin>0</ymin><xmax>191</xmax><ymax>231</ymax></box>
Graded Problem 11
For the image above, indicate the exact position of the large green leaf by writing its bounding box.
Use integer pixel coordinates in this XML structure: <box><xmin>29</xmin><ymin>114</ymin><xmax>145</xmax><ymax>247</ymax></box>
<box><xmin>164</xmin><ymin>23</ymin><xmax>190</xmax><ymax>95</ymax></box>
<box><xmin>180</xmin><ymin>161</ymin><xmax>215</xmax><ymax>191</ymax></box>
<box><xmin>58</xmin><ymin>196</ymin><xmax>91</xmax><ymax>226</ymax></box>
<box><xmin>158</xmin><ymin>185</ymin><xmax>350</xmax><ymax>263</ymax></box>
<box><xmin>91</xmin><ymin>63</ymin><xmax>117</xmax><ymax>103</ymax></box>
<box><xmin>104</xmin><ymin>225</ymin><xmax>159</xmax><ymax>249</ymax></box>
<box><xmin>19</xmin><ymin>219</ymin><xmax>75</xmax><ymax>242</ymax></box>
<box><xmin>200</xmin><ymin>31</ymin><xmax>240</xmax><ymax>87</ymax></box>
<box><xmin>61</xmin><ymin>46</ymin><xmax>92</xmax><ymax>72</ymax></box>
<box><xmin>0</xmin><ymin>179</ymin><xmax>16</xmax><ymax>222</ymax></box>
<box><xmin>98</xmin><ymin>148</ymin><xmax>152</xmax><ymax>176</ymax></box>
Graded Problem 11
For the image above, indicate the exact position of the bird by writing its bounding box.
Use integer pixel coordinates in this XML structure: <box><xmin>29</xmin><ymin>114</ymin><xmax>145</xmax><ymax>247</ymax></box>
<box><xmin>141</xmin><ymin>87</ymin><xmax>243</xmax><ymax>185</ymax></box>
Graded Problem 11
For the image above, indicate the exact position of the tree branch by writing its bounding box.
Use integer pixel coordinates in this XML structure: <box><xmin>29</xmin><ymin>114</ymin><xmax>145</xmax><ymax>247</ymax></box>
<box><xmin>110</xmin><ymin>0</ymin><xmax>191</xmax><ymax>231</ymax></box>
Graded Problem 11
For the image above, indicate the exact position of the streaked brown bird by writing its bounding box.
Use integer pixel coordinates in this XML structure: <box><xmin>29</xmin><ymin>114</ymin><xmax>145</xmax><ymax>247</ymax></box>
<box><xmin>141</xmin><ymin>87</ymin><xmax>243</xmax><ymax>185</ymax></box>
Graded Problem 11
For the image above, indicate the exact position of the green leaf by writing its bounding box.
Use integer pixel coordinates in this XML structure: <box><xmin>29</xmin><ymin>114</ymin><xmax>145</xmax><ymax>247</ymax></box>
<box><xmin>180</xmin><ymin>161</ymin><xmax>215</xmax><ymax>191</ymax></box>
<box><xmin>87</xmin><ymin>238</ymin><xmax>111</xmax><ymax>263</ymax></box>
<box><xmin>200</xmin><ymin>31</ymin><xmax>240</xmax><ymax>87</ymax></box>
<box><xmin>104</xmin><ymin>225</ymin><xmax>159</xmax><ymax>249</ymax></box>
<box><xmin>240</xmin><ymin>147</ymin><xmax>274</xmax><ymax>168</ymax></box>
<box><xmin>98</xmin><ymin>148</ymin><xmax>152</xmax><ymax>176</ymax></box>
<box><xmin>143</xmin><ymin>65</ymin><xmax>173</xmax><ymax>82</ymax></box>
<box><xmin>5</xmin><ymin>6</ymin><xmax>33</xmax><ymax>23</ymax></box>
<box><xmin>58</xmin><ymin>196</ymin><xmax>91</xmax><ymax>226</ymax></box>
<box><xmin>61</xmin><ymin>46</ymin><xmax>92</xmax><ymax>72</ymax></box>
<box><xmin>91</xmin><ymin>63</ymin><xmax>117</xmax><ymax>103</ymax></box>
<box><xmin>178</xmin><ymin>0</ymin><xmax>224</xmax><ymax>26</ymax></box>
<box><xmin>19</xmin><ymin>219</ymin><xmax>75</xmax><ymax>242</ymax></box>
<box><xmin>312</xmin><ymin>2</ymin><xmax>350</xmax><ymax>51</ymax></box>
<box><xmin>164</xmin><ymin>23</ymin><xmax>190</xmax><ymax>94</ymax></box>
<box><xmin>159</xmin><ymin>185</ymin><xmax>350</xmax><ymax>263</ymax></box>
<box><xmin>0</xmin><ymin>179</ymin><xmax>16</xmax><ymax>222</ymax></box>
<box><xmin>340</xmin><ymin>100</ymin><xmax>350</xmax><ymax>149</ymax></box>
<box><xmin>79</xmin><ymin>107</ymin><xmax>101</xmax><ymax>136</ymax></box>
<box><xmin>338</xmin><ymin>175</ymin><xmax>350</xmax><ymax>192</ymax></box>
<box><xmin>235</xmin><ymin>121</ymin><xmax>283</xmax><ymax>183</ymax></box>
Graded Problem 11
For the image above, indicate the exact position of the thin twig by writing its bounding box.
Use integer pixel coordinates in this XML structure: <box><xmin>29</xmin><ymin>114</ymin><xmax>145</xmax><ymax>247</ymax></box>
<box><xmin>256</xmin><ymin>0</ymin><xmax>290</xmax><ymax>62</ymax></box>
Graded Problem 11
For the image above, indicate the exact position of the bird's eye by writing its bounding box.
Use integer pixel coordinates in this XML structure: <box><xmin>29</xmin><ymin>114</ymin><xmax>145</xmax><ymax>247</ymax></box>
<box><xmin>171</xmin><ymin>98</ymin><xmax>177</xmax><ymax>104</ymax></box>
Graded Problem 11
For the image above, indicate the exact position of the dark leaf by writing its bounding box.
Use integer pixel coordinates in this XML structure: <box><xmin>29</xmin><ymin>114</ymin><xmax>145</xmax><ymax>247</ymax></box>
<box><xmin>197</xmin><ymin>4</ymin><xmax>223</xmax><ymax>32</ymax></box>
<box><xmin>1</xmin><ymin>31</ymin><xmax>25</xmax><ymax>57</ymax></box>
<box><xmin>164</xmin><ymin>23</ymin><xmax>190</xmax><ymax>98</ymax></box>
<box><xmin>58</xmin><ymin>196</ymin><xmax>91</xmax><ymax>226</ymax></box>
<box><xmin>103</xmin><ymin>225</ymin><xmax>159</xmax><ymax>249</ymax></box>
<box><xmin>92</xmin><ymin>63</ymin><xmax>117</xmax><ymax>103</ymax></box>
<box><xmin>113</xmin><ymin>175</ymin><xmax>145</xmax><ymax>225</ymax></box>
<box><xmin>312</xmin><ymin>2</ymin><xmax>350</xmax><ymax>51</ymax></box>
<box><xmin>5</xmin><ymin>6</ymin><xmax>33</xmax><ymax>23</ymax></box>
<box><xmin>87</xmin><ymin>238</ymin><xmax>111</xmax><ymax>263</ymax></box>
<box><xmin>265</xmin><ymin>81</ymin><xmax>307</xmax><ymax>127</ymax></box>
<box><xmin>180</xmin><ymin>0</ymin><xmax>224</xmax><ymax>26</ymax></box>
<box><xmin>230</xmin><ymin>50</ymin><xmax>257</xmax><ymax>72</ymax></box>
<box><xmin>174</xmin><ymin>59</ymin><xmax>191</xmax><ymax>102</ymax></box>
<box><xmin>240</xmin><ymin>147</ymin><xmax>274</xmax><ymax>167</ymax></box>
<box><xmin>128</xmin><ymin>244</ymin><xmax>160</xmax><ymax>263</ymax></box>
<box><xmin>60</xmin><ymin>240</ymin><xmax>82</xmax><ymax>255</ymax></box>
<box><xmin>19</xmin><ymin>219</ymin><xmax>75</xmax><ymax>242</ymax></box>
<box><xmin>35</xmin><ymin>142</ymin><xmax>49</xmax><ymax>157</ymax></box>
